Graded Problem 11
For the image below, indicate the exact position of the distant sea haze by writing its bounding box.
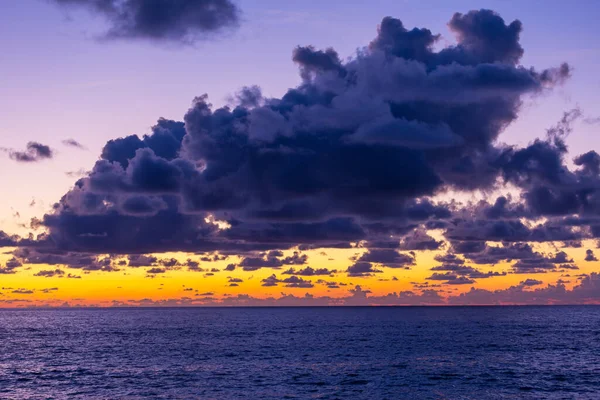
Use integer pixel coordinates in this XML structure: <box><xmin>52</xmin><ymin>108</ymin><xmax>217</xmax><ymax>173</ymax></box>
<box><xmin>1</xmin><ymin>306</ymin><xmax>599</xmax><ymax>399</ymax></box>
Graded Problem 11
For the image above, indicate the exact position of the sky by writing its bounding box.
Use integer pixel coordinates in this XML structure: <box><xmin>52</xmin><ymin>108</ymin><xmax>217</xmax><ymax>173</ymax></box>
<box><xmin>0</xmin><ymin>0</ymin><xmax>600</xmax><ymax>307</ymax></box>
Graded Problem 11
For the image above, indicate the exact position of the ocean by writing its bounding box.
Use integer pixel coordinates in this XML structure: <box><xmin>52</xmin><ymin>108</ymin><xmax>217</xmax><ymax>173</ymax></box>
<box><xmin>1</xmin><ymin>306</ymin><xmax>599</xmax><ymax>399</ymax></box>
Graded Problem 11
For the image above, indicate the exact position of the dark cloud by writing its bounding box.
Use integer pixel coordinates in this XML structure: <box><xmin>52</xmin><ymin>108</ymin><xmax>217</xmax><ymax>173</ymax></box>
<box><xmin>239</xmin><ymin>251</ymin><xmax>307</xmax><ymax>271</ymax></box>
<box><xmin>185</xmin><ymin>260</ymin><xmax>202</xmax><ymax>271</ymax></box>
<box><xmin>434</xmin><ymin>253</ymin><xmax>465</xmax><ymax>265</ymax></box>
<box><xmin>445</xmin><ymin>218</ymin><xmax>583</xmax><ymax>244</ymax></box>
<box><xmin>159</xmin><ymin>258</ymin><xmax>180</xmax><ymax>268</ymax></box>
<box><xmin>398</xmin><ymin>229</ymin><xmax>443</xmax><ymax>251</ymax></box>
<box><xmin>2</xmin><ymin>142</ymin><xmax>54</xmax><ymax>163</ymax></box>
<box><xmin>21</xmin><ymin>10</ymin><xmax>570</xmax><ymax>261</ymax></box>
<box><xmin>34</xmin><ymin>269</ymin><xmax>65</xmax><ymax>278</ymax></box>
<box><xmin>446</xmin><ymin>9</ymin><xmax>523</xmax><ymax>65</ymax></box>
<box><xmin>354</xmin><ymin>249</ymin><xmax>415</xmax><ymax>268</ymax></box>
<box><xmin>279</xmin><ymin>275</ymin><xmax>314</xmax><ymax>288</ymax></box>
<box><xmin>5</xmin><ymin>257</ymin><xmax>23</xmax><ymax>270</ymax></box>
<box><xmin>9</xmin><ymin>248</ymin><xmax>117</xmax><ymax>272</ymax></box>
<box><xmin>128</xmin><ymin>254</ymin><xmax>157</xmax><ymax>267</ymax></box>
<box><xmin>228</xmin><ymin>85</ymin><xmax>264</xmax><ymax>108</ymax></box>
<box><xmin>49</xmin><ymin>0</ymin><xmax>240</xmax><ymax>44</ymax></box>
<box><xmin>199</xmin><ymin>253</ymin><xmax>228</xmax><ymax>262</ymax></box>
<box><xmin>292</xmin><ymin>46</ymin><xmax>345</xmax><ymax>80</ymax></box>
<box><xmin>511</xmin><ymin>257</ymin><xmax>575</xmax><ymax>274</ymax></box>
<box><xmin>449</xmin><ymin>240</ymin><xmax>487</xmax><ymax>254</ymax></box>
<box><xmin>574</xmin><ymin>151</ymin><xmax>600</xmax><ymax>176</ymax></box>
<box><xmin>450</xmin><ymin>273</ymin><xmax>600</xmax><ymax>305</ymax></box>
<box><xmin>472</xmin><ymin>196</ymin><xmax>530</xmax><ymax>220</ymax></box>
<box><xmin>563</xmin><ymin>240</ymin><xmax>583</xmax><ymax>248</ymax></box>
<box><xmin>316</xmin><ymin>279</ymin><xmax>344</xmax><ymax>289</ymax></box>
<box><xmin>493</xmin><ymin>109</ymin><xmax>600</xmax><ymax>223</ymax></box>
<box><xmin>282</xmin><ymin>266</ymin><xmax>336</xmax><ymax>276</ymax></box>
<box><xmin>426</xmin><ymin>272</ymin><xmax>476</xmax><ymax>285</ymax></box>
<box><xmin>62</xmin><ymin>139</ymin><xmax>87</xmax><ymax>150</ymax></box>
<box><xmin>445</xmin><ymin>241</ymin><xmax>581</xmax><ymax>274</ymax></box>
<box><xmin>120</xmin><ymin>196</ymin><xmax>168</xmax><ymax>216</ymax></box>
<box><xmin>224</xmin><ymin>263</ymin><xmax>236</xmax><ymax>271</ymax></box>
<box><xmin>464</xmin><ymin>242</ymin><xmax>541</xmax><ymax>265</ymax></box>
<box><xmin>347</xmin><ymin>262</ymin><xmax>382</xmax><ymax>277</ymax></box>
<box><xmin>520</xmin><ymin>279</ymin><xmax>543</xmax><ymax>287</ymax></box>
<box><xmin>430</xmin><ymin>263</ymin><xmax>505</xmax><ymax>280</ymax></box>
<box><xmin>12</xmin><ymin>289</ymin><xmax>34</xmax><ymax>295</ymax></box>
<box><xmin>548</xmin><ymin>251</ymin><xmax>573</xmax><ymax>264</ymax></box>
<box><xmin>585</xmin><ymin>249</ymin><xmax>598</xmax><ymax>262</ymax></box>
<box><xmin>261</xmin><ymin>274</ymin><xmax>279</xmax><ymax>287</ymax></box>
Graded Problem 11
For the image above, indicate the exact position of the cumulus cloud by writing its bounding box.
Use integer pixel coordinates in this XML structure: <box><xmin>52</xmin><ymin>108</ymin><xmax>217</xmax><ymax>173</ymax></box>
<box><xmin>585</xmin><ymin>249</ymin><xmax>598</xmax><ymax>262</ymax></box>
<box><xmin>33</xmin><ymin>9</ymin><xmax>572</xmax><ymax>258</ymax></box>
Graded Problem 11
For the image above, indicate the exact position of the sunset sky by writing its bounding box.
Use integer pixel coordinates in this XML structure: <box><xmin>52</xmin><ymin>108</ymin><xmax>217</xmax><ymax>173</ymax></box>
<box><xmin>1</xmin><ymin>0</ymin><xmax>600</xmax><ymax>307</ymax></box>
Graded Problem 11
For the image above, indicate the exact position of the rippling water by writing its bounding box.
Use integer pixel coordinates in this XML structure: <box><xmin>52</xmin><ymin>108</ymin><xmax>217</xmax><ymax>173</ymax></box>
<box><xmin>1</xmin><ymin>306</ymin><xmax>599</xmax><ymax>399</ymax></box>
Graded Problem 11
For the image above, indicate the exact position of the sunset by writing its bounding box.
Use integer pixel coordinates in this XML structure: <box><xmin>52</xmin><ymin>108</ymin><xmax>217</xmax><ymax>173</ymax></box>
<box><xmin>1</xmin><ymin>0</ymin><xmax>600</xmax><ymax>398</ymax></box>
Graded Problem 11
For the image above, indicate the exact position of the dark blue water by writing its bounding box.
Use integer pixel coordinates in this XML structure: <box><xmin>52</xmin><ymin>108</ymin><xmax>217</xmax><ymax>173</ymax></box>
<box><xmin>1</xmin><ymin>307</ymin><xmax>599</xmax><ymax>399</ymax></box>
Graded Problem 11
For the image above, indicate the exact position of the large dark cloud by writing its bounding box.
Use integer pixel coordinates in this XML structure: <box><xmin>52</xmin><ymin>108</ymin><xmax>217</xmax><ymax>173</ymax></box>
<box><xmin>24</xmin><ymin>9</ymin><xmax>574</xmax><ymax>258</ymax></box>
<box><xmin>49</xmin><ymin>0</ymin><xmax>240</xmax><ymax>44</ymax></box>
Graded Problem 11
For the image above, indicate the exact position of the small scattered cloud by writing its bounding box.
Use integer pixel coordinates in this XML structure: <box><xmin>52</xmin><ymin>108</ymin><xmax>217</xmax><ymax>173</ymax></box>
<box><xmin>62</xmin><ymin>139</ymin><xmax>87</xmax><ymax>150</ymax></box>
<box><xmin>34</xmin><ymin>269</ymin><xmax>65</xmax><ymax>278</ymax></box>
<box><xmin>585</xmin><ymin>249</ymin><xmax>598</xmax><ymax>262</ymax></box>
<box><xmin>1</xmin><ymin>142</ymin><xmax>54</xmax><ymax>163</ymax></box>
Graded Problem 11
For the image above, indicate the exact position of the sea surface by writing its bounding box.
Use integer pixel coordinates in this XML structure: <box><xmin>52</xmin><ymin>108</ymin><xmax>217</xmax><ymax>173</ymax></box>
<box><xmin>1</xmin><ymin>306</ymin><xmax>599</xmax><ymax>399</ymax></box>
